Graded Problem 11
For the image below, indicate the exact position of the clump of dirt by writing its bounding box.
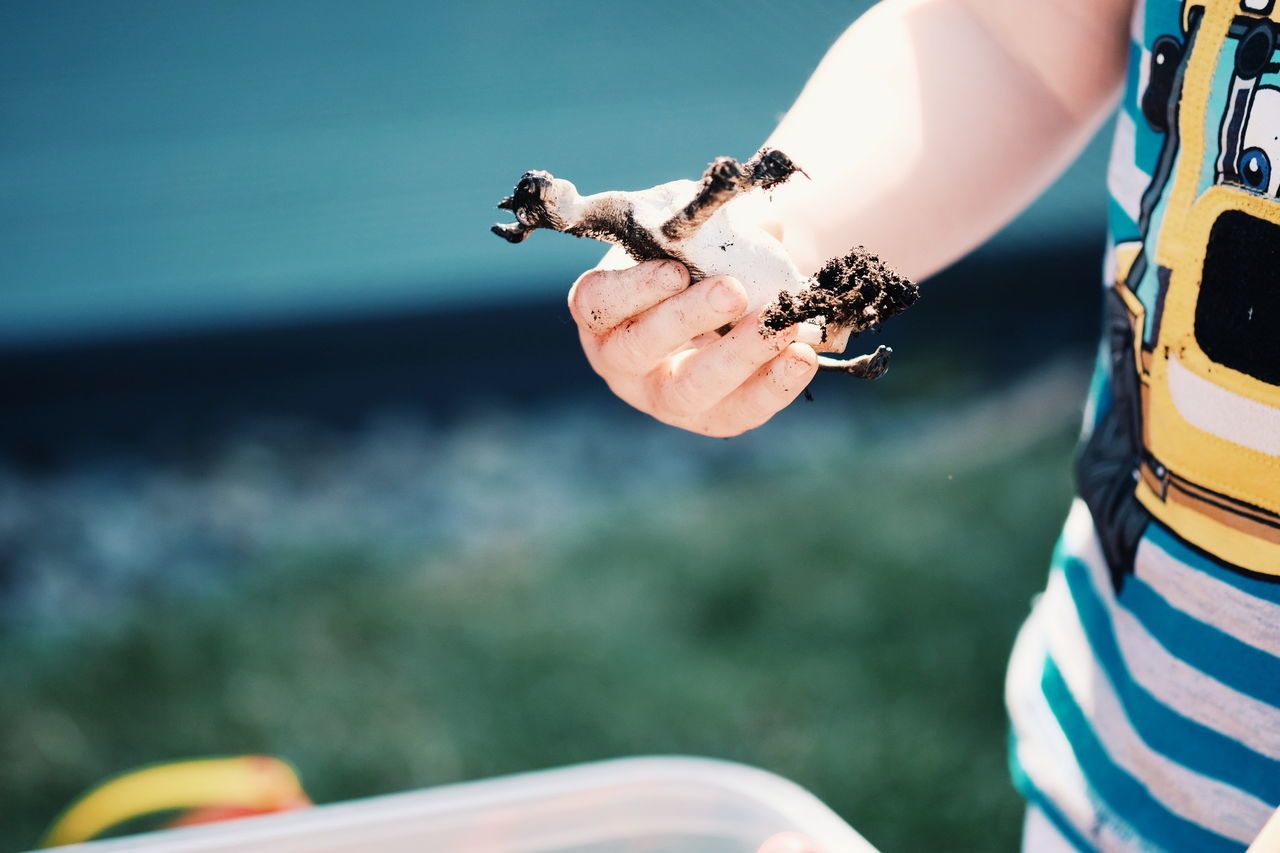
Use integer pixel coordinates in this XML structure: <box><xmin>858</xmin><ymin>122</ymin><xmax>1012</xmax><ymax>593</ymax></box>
<box><xmin>761</xmin><ymin>246</ymin><xmax>919</xmax><ymax>337</ymax></box>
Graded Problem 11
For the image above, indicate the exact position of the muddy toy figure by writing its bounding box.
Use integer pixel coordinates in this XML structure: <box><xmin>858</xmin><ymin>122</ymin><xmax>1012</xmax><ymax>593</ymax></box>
<box><xmin>491</xmin><ymin>148</ymin><xmax>919</xmax><ymax>378</ymax></box>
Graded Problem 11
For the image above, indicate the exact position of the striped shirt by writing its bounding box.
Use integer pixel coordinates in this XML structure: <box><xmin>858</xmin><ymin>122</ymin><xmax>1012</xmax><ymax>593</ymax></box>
<box><xmin>1006</xmin><ymin>0</ymin><xmax>1280</xmax><ymax>848</ymax></box>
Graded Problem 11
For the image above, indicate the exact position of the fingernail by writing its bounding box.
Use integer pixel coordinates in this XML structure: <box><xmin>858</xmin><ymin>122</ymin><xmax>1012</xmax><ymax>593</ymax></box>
<box><xmin>795</xmin><ymin>322</ymin><xmax>823</xmax><ymax>346</ymax></box>
<box><xmin>707</xmin><ymin>280</ymin><xmax>743</xmax><ymax>314</ymax></box>
<box><xmin>786</xmin><ymin>352</ymin><xmax>813</xmax><ymax>376</ymax></box>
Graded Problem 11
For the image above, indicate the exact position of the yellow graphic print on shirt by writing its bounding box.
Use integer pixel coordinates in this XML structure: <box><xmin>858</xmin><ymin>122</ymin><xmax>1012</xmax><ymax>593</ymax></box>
<box><xmin>1110</xmin><ymin>0</ymin><xmax>1280</xmax><ymax>576</ymax></box>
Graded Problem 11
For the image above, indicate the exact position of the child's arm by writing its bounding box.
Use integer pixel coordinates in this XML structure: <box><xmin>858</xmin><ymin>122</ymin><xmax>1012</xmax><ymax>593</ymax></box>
<box><xmin>1248</xmin><ymin>806</ymin><xmax>1280</xmax><ymax>853</ymax></box>
<box><xmin>766</xmin><ymin>0</ymin><xmax>1132</xmax><ymax>279</ymax></box>
<box><xmin>567</xmin><ymin>0</ymin><xmax>1133</xmax><ymax>437</ymax></box>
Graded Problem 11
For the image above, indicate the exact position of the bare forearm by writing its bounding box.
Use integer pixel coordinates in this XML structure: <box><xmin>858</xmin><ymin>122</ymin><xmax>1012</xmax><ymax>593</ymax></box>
<box><xmin>1249</xmin><ymin>806</ymin><xmax>1280</xmax><ymax>852</ymax></box>
<box><xmin>765</xmin><ymin>0</ymin><xmax>1131</xmax><ymax>280</ymax></box>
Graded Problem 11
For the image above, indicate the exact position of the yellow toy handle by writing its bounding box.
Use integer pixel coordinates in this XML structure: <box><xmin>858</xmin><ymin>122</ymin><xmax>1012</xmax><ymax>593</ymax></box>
<box><xmin>40</xmin><ymin>755</ymin><xmax>309</xmax><ymax>848</ymax></box>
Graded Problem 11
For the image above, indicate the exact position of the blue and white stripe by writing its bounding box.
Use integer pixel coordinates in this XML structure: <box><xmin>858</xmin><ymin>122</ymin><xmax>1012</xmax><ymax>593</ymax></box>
<box><xmin>1008</xmin><ymin>501</ymin><xmax>1280</xmax><ymax>851</ymax></box>
<box><xmin>1010</xmin><ymin>0</ymin><xmax>1280</xmax><ymax>845</ymax></box>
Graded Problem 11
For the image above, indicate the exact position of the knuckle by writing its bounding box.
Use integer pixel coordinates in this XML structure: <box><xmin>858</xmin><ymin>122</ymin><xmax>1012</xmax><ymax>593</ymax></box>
<box><xmin>667</xmin><ymin>300</ymin><xmax>699</xmax><ymax>336</ymax></box>
<box><xmin>603</xmin><ymin>319</ymin><xmax>653</xmax><ymax>375</ymax></box>
<box><xmin>669</xmin><ymin>288</ymin><xmax>724</xmax><ymax>338</ymax></box>
<box><xmin>661</xmin><ymin>373</ymin><xmax>714</xmax><ymax>417</ymax></box>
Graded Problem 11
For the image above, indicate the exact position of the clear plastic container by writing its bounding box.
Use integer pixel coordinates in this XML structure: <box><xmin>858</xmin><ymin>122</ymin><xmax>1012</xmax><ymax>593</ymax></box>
<box><xmin>49</xmin><ymin>756</ymin><xmax>879</xmax><ymax>852</ymax></box>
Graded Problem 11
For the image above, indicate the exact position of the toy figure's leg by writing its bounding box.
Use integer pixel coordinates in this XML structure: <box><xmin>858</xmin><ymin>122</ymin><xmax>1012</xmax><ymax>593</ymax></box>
<box><xmin>563</xmin><ymin>197</ymin><xmax>646</xmax><ymax>248</ymax></box>
<box><xmin>660</xmin><ymin>157</ymin><xmax>744</xmax><ymax>241</ymax></box>
<box><xmin>817</xmin><ymin>345</ymin><xmax>892</xmax><ymax>379</ymax></box>
<box><xmin>741</xmin><ymin>148</ymin><xmax>805</xmax><ymax>191</ymax></box>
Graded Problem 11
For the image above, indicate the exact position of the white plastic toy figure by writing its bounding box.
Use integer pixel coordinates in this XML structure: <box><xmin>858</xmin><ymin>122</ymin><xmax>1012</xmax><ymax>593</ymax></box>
<box><xmin>492</xmin><ymin>149</ymin><xmax>918</xmax><ymax>378</ymax></box>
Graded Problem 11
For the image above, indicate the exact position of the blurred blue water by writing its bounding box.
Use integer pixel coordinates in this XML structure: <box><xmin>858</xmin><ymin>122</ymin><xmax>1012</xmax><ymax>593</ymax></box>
<box><xmin>0</xmin><ymin>1</ymin><xmax>1107</xmax><ymax>348</ymax></box>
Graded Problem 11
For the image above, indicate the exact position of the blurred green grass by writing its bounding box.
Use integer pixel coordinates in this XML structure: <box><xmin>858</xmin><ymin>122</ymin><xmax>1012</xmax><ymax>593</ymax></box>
<box><xmin>0</xmin><ymin>407</ymin><xmax>1077</xmax><ymax>852</ymax></box>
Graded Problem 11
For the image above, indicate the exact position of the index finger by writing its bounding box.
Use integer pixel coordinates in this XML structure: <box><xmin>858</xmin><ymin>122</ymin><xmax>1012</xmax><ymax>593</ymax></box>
<box><xmin>568</xmin><ymin>259</ymin><xmax>690</xmax><ymax>336</ymax></box>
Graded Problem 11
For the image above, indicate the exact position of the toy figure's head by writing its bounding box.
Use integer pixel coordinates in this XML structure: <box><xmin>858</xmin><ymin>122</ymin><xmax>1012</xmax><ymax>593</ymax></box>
<box><xmin>492</xmin><ymin>170</ymin><xmax>580</xmax><ymax>242</ymax></box>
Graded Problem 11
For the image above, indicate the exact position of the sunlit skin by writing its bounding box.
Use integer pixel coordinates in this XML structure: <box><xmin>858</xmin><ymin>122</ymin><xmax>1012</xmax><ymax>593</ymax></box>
<box><xmin>755</xmin><ymin>831</ymin><xmax>826</xmax><ymax>853</ymax></box>
<box><xmin>1250</xmin><ymin>808</ymin><xmax>1280</xmax><ymax>853</ymax></box>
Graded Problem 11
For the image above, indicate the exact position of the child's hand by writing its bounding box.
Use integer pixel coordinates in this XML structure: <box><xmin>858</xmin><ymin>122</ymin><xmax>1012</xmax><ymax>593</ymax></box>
<box><xmin>567</xmin><ymin>259</ymin><xmax>818</xmax><ymax>437</ymax></box>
